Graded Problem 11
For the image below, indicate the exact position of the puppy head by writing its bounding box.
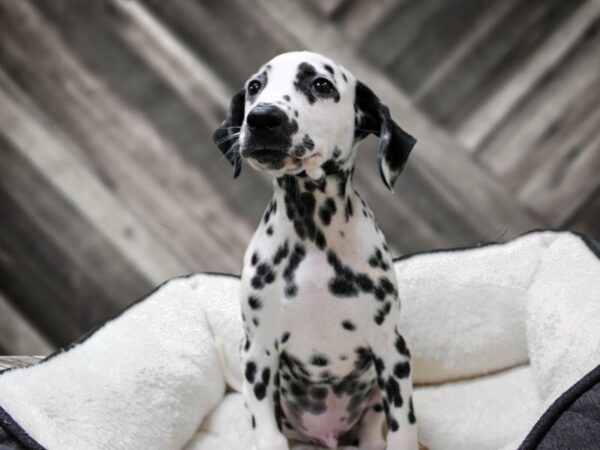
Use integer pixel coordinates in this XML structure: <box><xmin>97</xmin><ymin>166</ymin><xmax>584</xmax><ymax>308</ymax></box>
<box><xmin>213</xmin><ymin>51</ymin><xmax>416</xmax><ymax>189</ymax></box>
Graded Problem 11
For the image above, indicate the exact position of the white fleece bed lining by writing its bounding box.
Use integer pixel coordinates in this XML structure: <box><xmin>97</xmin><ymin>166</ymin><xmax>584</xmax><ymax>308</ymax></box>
<box><xmin>0</xmin><ymin>230</ymin><xmax>598</xmax><ymax>450</ymax></box>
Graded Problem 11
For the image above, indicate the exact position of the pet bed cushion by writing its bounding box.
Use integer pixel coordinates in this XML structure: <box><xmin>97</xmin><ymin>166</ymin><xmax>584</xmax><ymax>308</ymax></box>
<box><xmin>0</xmin><ymin>230</ymin><xmax>599</xmax><ymax>450</ymax></box>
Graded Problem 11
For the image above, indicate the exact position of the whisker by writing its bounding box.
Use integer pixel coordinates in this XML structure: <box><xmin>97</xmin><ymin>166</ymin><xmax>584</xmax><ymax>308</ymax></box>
<box><xmin>220</xmin><ymin>140</ymin><xmax>241</xmax><ymax>162</ymax></box>
<box><xmin>216</xmin><ymin>132</ymin><xmax>240</xmax><ymax>146</ymax></box>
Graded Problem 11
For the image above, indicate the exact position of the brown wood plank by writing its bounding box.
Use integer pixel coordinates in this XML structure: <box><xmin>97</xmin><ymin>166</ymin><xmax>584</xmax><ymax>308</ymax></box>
<box><xmin>0</xmin><ymin>291</ymin><xmax>53</xmax><ymax>355</ymax></box>
<box><xmin>416</xmin><ymin>0</ymin><xmax>586</xmax><ymax>130</ymax></box>
<box><xmin>0</xmin><ymin>0</ymin><xmax>252</xmax><ymax>274</ymax></box>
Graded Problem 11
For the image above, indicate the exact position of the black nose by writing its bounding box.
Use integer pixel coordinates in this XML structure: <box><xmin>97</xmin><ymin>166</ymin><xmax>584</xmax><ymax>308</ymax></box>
<box><xmin>247</xmin><ymin>105</ymin><xmax>286</xmax><ymax>133</ymax></box>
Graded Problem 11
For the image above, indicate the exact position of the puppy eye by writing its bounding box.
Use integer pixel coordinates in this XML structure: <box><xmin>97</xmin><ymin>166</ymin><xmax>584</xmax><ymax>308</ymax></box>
<box><xmin>312</xmin><ymin>78</ymin><xmax>334</xmax><ymax>95</ymax></box>
<box><xmin>247</xmin><ymin>80</ymin><xmax>262</xmax><ymax>96</ymax></box>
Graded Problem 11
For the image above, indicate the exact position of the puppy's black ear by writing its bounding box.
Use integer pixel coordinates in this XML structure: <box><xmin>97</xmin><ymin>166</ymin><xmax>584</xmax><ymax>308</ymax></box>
<box><xmin>213</xmin><ymin>88</ymin><xmax>246</xmax><ymax>178</ymax></box>
<box><xmin>354</xmin><ymin>81</ymin><xmax>416</xmax><ymax>191</ymax></box>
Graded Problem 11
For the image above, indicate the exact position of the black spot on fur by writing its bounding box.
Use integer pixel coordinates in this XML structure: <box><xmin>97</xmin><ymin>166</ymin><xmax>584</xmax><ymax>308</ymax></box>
<box><xmin>395</xmin><ymin>332</ymin><xmax>411</xmax><ymax>357</ymax></box>
<box><xmin>262</xmin><ymin>367</ymin><xmax>271</xmax><ymax>386</ymax></box>
<box><xmin>386</xmin><ymin>376</ymin><xmax>403</xmax><ymax>408</ymax></box>
<box><xmin>294</xmin><ymin>62</ymin><xmax>318</xmax><ymax>104</ymax></box>
<box><xmin>272</xmin><ymin>240</ymin><xmax>289</xmax><ymax>265</ymax></box>
<box><xmin>408</xmin><ymin>397</ymin><xmax>416</xmax><ymax>424</ymax></box>
<box><xmin>368</xmin><ymin>248</ymin><xmax>390</xmax><ymax>271</ymax></box>
<box><xmin>318</xmin><ymin>197</ymin><xmax>337</xmax><ymax>226</ymax></box>
<box><xmin>245</xmin><ymin>361</ymin><xmax>257</xmax><ymax>383</ymax></box>
<box><xmin>341</xmin><ymin>320</ymin><xmax>356</xmax><ymax>331</ymax></box>
<box><xmin>254</xmin><ymin>382</ymin><xmax>266</xmax><ymax>400</ymax></box>
<box><xmin>394</xmin><ymin>361</ymin><xmax>411</xmax><ymax>378</ymax></box>
<box><xmin>251</xmin><ymin>262</ymin><xmax>276</xmax><ymax>289</ymax></box>
<box><xmin>283</xmin><ymin>95</ymin><xmax>290</xmax><ymax>101</ymax></box>
<box><xmin>310</xmin><ymin>386</ymin><xmax>328</xmax><ymax>400</ymax></box>
<box><xmin>345</xmin><ymin>197</ymin><xmax>353</xmax><ymax>221</ymax></box>
<box><xmin>248</xmin><ymin>296</ymin><xmax>262</xmax><ymax>310</ymax></box>
<box><xmin>324</xmin><ymin>64</ymin><xmax>334</xmax><ymax>75</ymax></box>
<box><xmin>310</xmin><ymin>353</ymin><xmax>329</xmax><ymax>367</ymax></box>
<box><xmin>281</xmin><ymin>332</ymin><xmax>291</xmax><ymax>343</ymax></box>
<box><xmin>302</xmin><ymin>134</ymin><xmax>315</xmax><ymax>150</ymax></box>
<box><xmin>251</xmin><ymin>252</ymin><xmax>258</xmax><ymax>266</ymax></box>
<box><xmin>283</xmin><ymin>243</ymin><xmax>306</xmax><ymax>298</ymax></box>
<box><xmin>326</xmin><ymin>250</ymin><xmax>378</xmax><ymax>298</ymax></box>
<box><xmin>374</xmin><ymin>301</ymin><xmax>392</xmax><ymax>325</ymax></box>
<box><xmin>266</xmin><ymin>225</ymin><xmax>273</xmax><ymax>236</ymax></box>
<box><xmin>293</xmin><ymin>144</ymin><xmax>306</xmax><ymax>157</ymax></box>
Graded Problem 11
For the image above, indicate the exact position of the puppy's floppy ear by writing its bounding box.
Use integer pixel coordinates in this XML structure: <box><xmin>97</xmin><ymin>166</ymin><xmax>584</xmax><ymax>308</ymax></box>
<box><xmin>213</xmin><ymin>88</ymin><xmax>246</xmax><ymax>178</ymax></box>
<box><xmin>354</xmin><ymin>80</ymin><xmax>417</xmax><ymax>191</ymax></box>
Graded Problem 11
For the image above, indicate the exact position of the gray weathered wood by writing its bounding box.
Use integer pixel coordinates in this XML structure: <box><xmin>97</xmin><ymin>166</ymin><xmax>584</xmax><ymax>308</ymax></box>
<box><xmin>458</xmin><ymin>0</ymin><xmax>600</xmax><ymax>150</ymax></box>
<box><xmin>0</xmin><ymin>292</ymin><xmax>53</xmax><ymax>355</ymax></box>
<box><xmin>0</xmin><ymin>356</ymin><xmax>42</xmax><ymax>370</ymax></box>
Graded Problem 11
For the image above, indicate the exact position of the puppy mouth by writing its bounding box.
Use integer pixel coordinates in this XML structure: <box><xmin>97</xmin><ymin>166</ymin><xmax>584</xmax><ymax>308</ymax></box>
<box><xmin>244</xmin><ymin>148</ymin><xmax>288</xmax><ymax>164</ymax></box>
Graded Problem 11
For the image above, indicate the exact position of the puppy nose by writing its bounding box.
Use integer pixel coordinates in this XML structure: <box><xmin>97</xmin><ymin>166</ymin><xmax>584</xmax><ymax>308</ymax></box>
<box><xmin>247</xmin><ymin>105</ymin><xmax>285</xmax><ymax>132</ymax></box>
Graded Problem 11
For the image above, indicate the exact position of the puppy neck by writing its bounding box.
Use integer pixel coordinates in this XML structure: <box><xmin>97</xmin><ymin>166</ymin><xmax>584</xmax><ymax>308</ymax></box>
<box><xmin>267</xmin><ymin>161</ymin><xmax>362</xmax><ymax>251</ymax></box>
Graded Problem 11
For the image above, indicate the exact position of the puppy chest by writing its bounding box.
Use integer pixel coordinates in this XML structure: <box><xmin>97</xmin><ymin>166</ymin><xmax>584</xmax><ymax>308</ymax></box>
<box><xmin>279</xmin><ymin>348</ymin><xmax>377</xmax><ymax>440</ymax></box>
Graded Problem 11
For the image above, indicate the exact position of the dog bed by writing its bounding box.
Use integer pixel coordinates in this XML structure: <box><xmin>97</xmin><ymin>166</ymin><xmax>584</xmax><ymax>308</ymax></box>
<box><xmin>0</xmin><ymin>230</ymin><xmax>599</xmax><ymax>450</ymax></box>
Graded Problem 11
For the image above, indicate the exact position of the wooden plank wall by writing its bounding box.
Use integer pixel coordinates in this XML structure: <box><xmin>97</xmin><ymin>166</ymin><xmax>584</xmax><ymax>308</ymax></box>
<box><xmin>0</xmin><ymin>0</ymin><xmax>597</xmax><ymax>353</ymax></box>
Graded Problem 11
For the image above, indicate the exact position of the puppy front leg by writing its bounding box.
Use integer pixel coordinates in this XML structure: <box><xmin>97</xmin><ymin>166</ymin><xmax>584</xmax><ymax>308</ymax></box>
<box><xmin>242</xmin><ymin>338</ymin><xmax>289</xmax><ymax>450</ymax></box>
<box><xmin>369</xmin><ymin>327</ymin><xmax>418</xmax><ymax>450</ymax></box>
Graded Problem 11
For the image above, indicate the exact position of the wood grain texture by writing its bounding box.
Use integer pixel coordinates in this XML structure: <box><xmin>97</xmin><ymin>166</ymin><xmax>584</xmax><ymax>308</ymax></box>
<box><xmin>0</xmin><ymin>356</ymin><xmax>42</xmax><ymax>370</ymax></box>
<box><xmin>0</xmin><ymin>292</ymin><xmax>52</xmax><ymax>355</ymax></box>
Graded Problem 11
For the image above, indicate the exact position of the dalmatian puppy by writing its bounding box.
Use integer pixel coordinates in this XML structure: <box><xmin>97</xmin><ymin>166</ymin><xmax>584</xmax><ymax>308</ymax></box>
<box><xmin>213</xmin><ymin>51</ymin><xmax>418</xmax><ymax>450</ymax></box>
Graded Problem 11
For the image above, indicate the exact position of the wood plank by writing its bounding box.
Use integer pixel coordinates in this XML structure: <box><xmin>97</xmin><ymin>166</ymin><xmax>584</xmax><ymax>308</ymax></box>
<box><xmin>477</xmin><ymin>18</ymin><xmax>600</xmax><ymax>186</ymax></box>
<box><xmin>358</xmin><ymin>0</ymin><xmax>443</xmax><ymax>69</ymax></box>
<box><xmin>0</xmin><ymin>356</ymin><xmax>42</xmax><ymax>370</ymax></box>
<box><xmin>0</xmin><ymin>70</ymin><xmax>190</xmax><ymax>284</ymax></box>
<box><xmin>32</xmin><ymin>0</ymin><xmax>272</xmax><ymax>236</ymax></box>
<box><xmin>0</xmin><ymin>132</ymin><xmax>153</xmax><ymax>345</ymax></box>
<box><xmin>303</xmin><ymin>0</ymin><xmax>349</xmax><ymax>18</ymax></box>
<box><xmin>411</xmin><ymin>0</ymin><xmax>517</xmax><ymax>102</ymax></box>
<box><xmin>0</xmin><ymin>0</ymin><xmax>253</xmax><ymax>273</ymax></box>
<box><xmin>416</xmin><ymin>0</ymin><xmax>585</xmax><ymax>130</ymax></box>
<box><xmin>254</xmin><ymin>0</ymin><xmax>543</xmax><ymax>243</ymax></box>
<box><xmin>387</xmin><ymin>0</ymin><xmax>504</xmax><ymax>95</ymax></box>
<box><xmin>518</xmin><ymin>120</ymin><xmax>600</xmax><ymax>226</ymax></box>
<box><xmin>0</xmin><ymin>291</ymin><xmax>53</xmax><ymax>355</ymax></box>
<box><xmin>330</xmin><ymin>0</ymin><xmax>399</xmax><ymax>43</ymax></box>
<box><xmin>458</xmin><ymin>0</ymin><xmax>600</xmax><ymax>150</ymax></box>
<box><xmin>564</xmin><ymin>184</ymin><xmax>600</xmax><ymax>239</ymax></box>
<box><xmin>141</xmin><ymin>0</ymin><xmax>296</xmax><ymax>88</ymax></box>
